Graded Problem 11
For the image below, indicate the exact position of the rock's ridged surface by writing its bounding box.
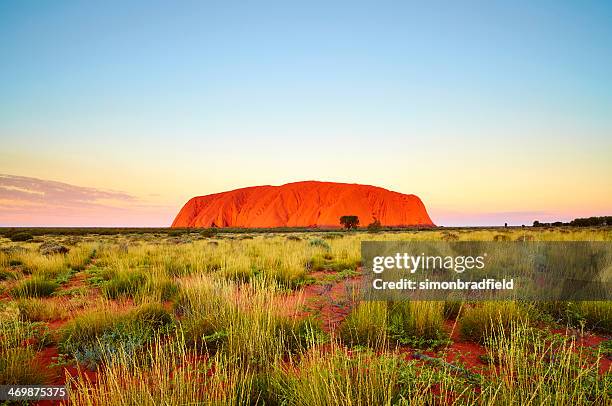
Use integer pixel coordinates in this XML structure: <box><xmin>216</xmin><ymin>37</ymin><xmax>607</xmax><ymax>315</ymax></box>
<box><xmin>171</xmin><ymin>181</ymin><xmax>434</xmax><ymax>228</ymax></box>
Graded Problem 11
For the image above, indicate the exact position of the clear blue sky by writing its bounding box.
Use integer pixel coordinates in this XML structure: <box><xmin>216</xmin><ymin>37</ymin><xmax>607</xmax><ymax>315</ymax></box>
<box><xmin>1</xmin><ymin>1</ymin><xmax>611</xmax><ymax>226</ymax></box>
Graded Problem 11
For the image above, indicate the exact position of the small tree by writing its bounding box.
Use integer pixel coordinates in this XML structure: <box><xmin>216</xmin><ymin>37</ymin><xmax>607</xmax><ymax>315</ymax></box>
<box><xmin>367</xmin><ymin>218</ymin><xmax>382</xmax><ymax>232</ymax></box>
<box><xmin>340</xmin><ymin>215</ymin><xmax>360</xmax><ymax>230</ymax></box>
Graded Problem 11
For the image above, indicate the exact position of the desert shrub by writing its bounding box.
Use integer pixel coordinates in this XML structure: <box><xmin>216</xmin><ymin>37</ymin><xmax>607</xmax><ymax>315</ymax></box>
<box><xmin>339</xmin><ymin>301</ymin><xmax>388</xmax><ymax>348</ymax></box>
<box><xmin>322</xmin><ymin>233</ymin><xmax>344</xmax><ymax>240</ymax></box>
<box><xmin>38</xmin><ymin>241</ymin><xmax>69</xmax><ymax>255</ymax></box>
<box><xmin>53</xmin><ymin>267</ymin><xmax>75</xmax><ymax>284</ymax></box>
<box><xmin>367</xmin><ymin>219</ymin><xmax>382</xmax><ymax>232</ymax></box>
<box><xmin>309</xmin><ymin>238</ymin><xmax>330</xmax><ymax>250</ymax></box>
<box><xmin>459</xmin><ymin>301</ymin><xmax>528</xmax><ymax>343</ymax></box>
<box><xmin>388</xmin><ymin>301</ymin><xmax>448</xmax><ymax>348</ymax></box>
<box><xmin>9</xmin><ymin>232</ymin><xmax>33</xmax><ymax>242</ymax></box>
<box><xmin>441</xmin><ymin>232</ymin><xmax>459</xmax><ymax>241</ymax></box>
<box><xmin>599</xmin><ymin>339</ymin><xmax>612</xmax><ymax>359</ymax></box>
<box><xmin>12</xmin><ymin>277</ymin><xmax>59</xmax><ymax>298</ymax></box>
<box><xmin>286</xmin><ymin>235</ymin><xmax>302</xmax><ymax>241</ymax></box>
<box><xmin>198</xmin><ymin>228</ymin><xmax>217</xmax><ymax>238</ymax></box>
<box><xmin>536</xmin><ymin>301</ymin><xmax>575</xmax><ymax>323</ymax></box>
<box><xmin>166</xmin><ymin>229</ymin><xmax>186</xmax><ymax>237</ymax></box>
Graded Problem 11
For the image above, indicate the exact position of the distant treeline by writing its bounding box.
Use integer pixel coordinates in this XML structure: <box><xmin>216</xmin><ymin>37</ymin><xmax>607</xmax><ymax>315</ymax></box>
<box><xmin>0</xmin><ymin>225</ymin><xmax>435</xmax><ymax>238</ymax></box>
<box><xmin>533</xmin><ymin>216</ymin><xmax>611</xmax><ymax>227</ymax></box>
<box><xmin>1</xmin><ymin>218</ymin><xmax>609</xmax><ymax>239</ymax></box>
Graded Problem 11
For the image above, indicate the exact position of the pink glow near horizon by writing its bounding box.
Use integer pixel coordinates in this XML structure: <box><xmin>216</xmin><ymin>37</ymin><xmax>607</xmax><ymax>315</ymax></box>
<box><xmin>1</xmin><ymin>174</ymin><xmax>607</xmax><ymax>227</ymax></box>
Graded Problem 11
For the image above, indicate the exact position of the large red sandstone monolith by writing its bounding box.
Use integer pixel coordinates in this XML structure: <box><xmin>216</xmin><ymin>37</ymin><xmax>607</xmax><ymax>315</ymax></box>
<box><xmin>171</xmin><ymin>181</ymin><xmax>435</xmax><ymax>228</ymax></box>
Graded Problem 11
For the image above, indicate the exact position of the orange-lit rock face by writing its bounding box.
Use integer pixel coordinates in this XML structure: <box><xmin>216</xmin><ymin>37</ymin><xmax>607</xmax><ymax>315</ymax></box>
<box><xmin>171</xmin><ymin>181</ymin><xmax>435</xmax><ymax>228</ymax></box>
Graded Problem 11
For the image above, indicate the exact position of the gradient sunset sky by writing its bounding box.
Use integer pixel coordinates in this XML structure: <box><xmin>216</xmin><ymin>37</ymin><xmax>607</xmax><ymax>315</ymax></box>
<box><xmin>1</xmin><ymin>1</ymin><xmax>611</xmax><ymax>227</ymax></box>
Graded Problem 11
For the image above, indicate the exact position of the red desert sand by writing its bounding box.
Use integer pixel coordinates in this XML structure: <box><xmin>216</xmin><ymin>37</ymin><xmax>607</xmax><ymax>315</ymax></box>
<box><xmin>172</xmin><ymin>181</ymin><xmax>435</xmax><ymax>228</ymax></box>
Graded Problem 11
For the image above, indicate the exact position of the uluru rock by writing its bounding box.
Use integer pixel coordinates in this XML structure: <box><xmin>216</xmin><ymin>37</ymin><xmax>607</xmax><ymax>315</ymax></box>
<box><xmin>171</xmin><ymin>181</ymin><xmax>435</xmax><ymax>228</ymax></box>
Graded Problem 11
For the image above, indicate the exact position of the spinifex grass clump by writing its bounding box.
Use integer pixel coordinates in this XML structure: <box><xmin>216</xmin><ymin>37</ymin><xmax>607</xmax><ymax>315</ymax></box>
<box><xmin>0</xmin><ymin>307</ymin><xmax>50</xmax><ymax>385</ymax></box>
<box><xmin>64</xmin><ymin>243</ymin><xmax>97</xmax><ymax>271</ymax></box>
<box><xmin>276</xmin><ymin>347</ymin><xmax>478</xmax><ymax>405</ymax></box>
<box><xmin>339</xmin><ymin>301</ymin><xmax>388</xmax><ymax>348</ymax></box>
<box><xmin>144</xmin><ymin>274</ymin><xmax>181</xmax><ymax>302</ymax></box>
<box><xmin>101</xmin><ymin>268</ymin><xmax>147</xmax><ymax>299</ymax></box>
<box><xmin>2</xmin><ymin>228</ymin><xmax>612</xmax><ymax>405</ymax></box>
<box><xmin>177</xmin><ymin>276</ymin><xmax>326</xmax><ymax>368</ymax></box>
<box><xmin>175</xmin><ymin>276</ymin><xmax>235</xmax><ymax>351</ymax></box>
<box><xmin>6</xmin><ymin>242</ymin><xmax>96</xmax><ymax>279</ymax></box>
<box><xmin>59</xmin><ymin>302</ymin><xmax>174</xmax><ymax>368</ymax></box>
<box><xmin>480</xmin><ymin>323</ymin><xmax>609</xmax><ymax>405</ymax></box>
<box><xmin>189</xmin><ymin>238</ymin><xmax>315</xmax><ymax>288</ymax></box>
<box><xmin>19</xmin><ymin>252</ymin><xmax>66</xmax><ymax>278</ymax></box>
<box><xmin>278</xmin><ymin>349</ymin><xmax>408</xmax><ymax>405</ymax></box>
<box><xmin>66</xmin><ymin>335</ymin><xmax>286</xmax><ymax>406</ymax></box>
<box><xmin>388</xmin><ymin>301</ymin><xmax>448</xmax><ymax>348</ymax></box>
<box><xmin>340</xmin><ymin>301</ymin><xmax>447</xmax><ymax>349</ymax></box>
<box><xmin>459</xmin><ymin>301</ymin><xmax>528</xmax><ymax>343</ymax></box>
<box><xmin>220</xmin><ymin>253</ymin><xmax>256</xmax><ymax>283</ymax></box>
<box><xmin>0</xmin><ymin>269</ymin><xmax>17</xmax><ymax>281</ymax></box>
<box><xmin>538</xmin><ymin>301</ymin><xmax>612</xmax><ymax>334</ymax></box>
<box><xmin>443</xmin><ymin>300</ymin><xmax>465</xmax><ymax>320</ymax></box>
<box><xmin>11</xmin><ymin>277</ymin><xmax>59</xmax><ymax>297</ymax></box>
<box><xmin>576</xmin><ymin>301</ymin><xmax>612</xmax><ymax>333</ymax></box>
<box><xmin>309</xmin><ymin>238</ymin><xmax>330</xmax><ymax>250</ymax></box>
<box><xmin>16</xmin><ymin>298</ymin><xmax>67</xmax><ymax>322</ymax></box>
<box><xmin>66</xmin><ymin>335</ymin><xmax>209</xmax><ymax>405</ymax></box>
<box><xmin>308</xmin><ymin>252</ymin><xmax>359</xmax><ymax>273</ymax></box>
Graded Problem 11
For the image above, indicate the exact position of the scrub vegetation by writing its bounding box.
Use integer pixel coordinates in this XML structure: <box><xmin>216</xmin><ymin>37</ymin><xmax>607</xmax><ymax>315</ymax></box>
<box><xmin>0</xmin><ymin>227</ymin><xmax>610</xmax><ymax>404</ymax></box>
